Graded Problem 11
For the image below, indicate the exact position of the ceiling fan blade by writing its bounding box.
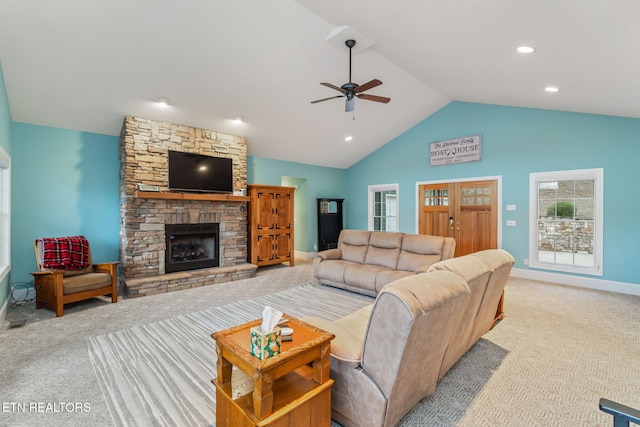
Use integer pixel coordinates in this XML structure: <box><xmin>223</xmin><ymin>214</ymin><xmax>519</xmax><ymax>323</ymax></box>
<box><xmin>354</xmin><ymin>79</ymin><xmax>382</xmax><ymax>94</ymax></box>
<box><xmin>311</xmin><ymin>95</ymin><xmax>344</xmax><ymax>104</ymax></box>
<box><xmin>320</xmin><ymin>82</ymin><xmax>347</xmax><ymax>94</ymax></box>
<box><xmin>357</xmin><ymin>93</ymin><xmax>391</xmax><ymax>104</ymax></box>
<box><xmin>345</xmin><ymin>97</ymin><xmax>355</xmax><ymax>112</ymax></box>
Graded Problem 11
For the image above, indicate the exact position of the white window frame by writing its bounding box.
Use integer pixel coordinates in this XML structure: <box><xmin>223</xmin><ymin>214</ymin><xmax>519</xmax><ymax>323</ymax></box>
<box><xmin>0</xmin><ymin>145</ymin><xmax>10</xmax><ymax>282</ymax></box>
<box><xmin>528</xmin><ymin>168</ymin><xmax>603</xmax><ymax>276</ymax></box>
<box><xmin>368</xmin><ymin>183</ymin><xmax>399</xmax><ymax>232</ymax></box>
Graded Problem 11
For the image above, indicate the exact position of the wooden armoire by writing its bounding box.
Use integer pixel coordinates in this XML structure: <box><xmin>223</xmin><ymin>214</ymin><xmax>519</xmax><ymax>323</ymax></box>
<box><xmin>247</xmin><ymin>184</ymin><xmax>295</xmax><ymax>267</ymax></box>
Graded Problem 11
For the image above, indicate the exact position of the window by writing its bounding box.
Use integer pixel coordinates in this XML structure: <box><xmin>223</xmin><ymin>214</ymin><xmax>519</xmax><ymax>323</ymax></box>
<box><xmin>368</xmin><ymin>184</ymin><xmax>398</xmax><ymax>232</ymax></box>
<box><xmin>529</xmin><ymin>168</ymin><xmax>603</xmax><ymax>276</ymax></box>
<box><xmin>0</xmin><ymin>145</ymin><xmax>9</xmax><ymax>281</ymax></box>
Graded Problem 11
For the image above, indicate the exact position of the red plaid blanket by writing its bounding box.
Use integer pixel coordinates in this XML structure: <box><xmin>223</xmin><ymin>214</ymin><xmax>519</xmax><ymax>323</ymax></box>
<box><xmin>40</xmin><ymin>236</ymin><xmax>90</xmax><ymax>271</ymax></box>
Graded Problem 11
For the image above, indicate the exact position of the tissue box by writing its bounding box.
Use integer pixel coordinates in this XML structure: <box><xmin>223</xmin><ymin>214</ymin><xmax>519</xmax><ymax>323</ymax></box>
<box><xmin>250</xmin><ymin>326</ymin><xmax>281</xmax><ymax>360</ymax></box>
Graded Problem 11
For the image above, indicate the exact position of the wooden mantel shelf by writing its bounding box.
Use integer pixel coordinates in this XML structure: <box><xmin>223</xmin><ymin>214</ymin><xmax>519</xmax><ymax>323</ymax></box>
<box><xmin>135</xmin><ymin>191</ymin><xmax>250</xmax><ymax>202</ymax></box>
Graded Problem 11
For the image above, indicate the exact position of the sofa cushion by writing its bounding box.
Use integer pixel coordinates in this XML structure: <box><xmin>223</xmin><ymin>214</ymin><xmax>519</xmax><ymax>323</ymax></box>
<box><xmin>314</xmin><ymin>259</ymin><xmax>351</xmax><ymax>284</ymax></box>
<box><xmin>364</xmin><ymin>232</ymin><xmax>403</xmax><ymax>270</ymax></box>
<box><xmin>344</xmin><ymin>264</ymin><xmax>378</xmax><ymax>293</ymax></box>
<box><xmin>427</xmin><ymin>254</ymin><xmax>489</xmax><ymax>283</ymax></box>
<box><xmin>339</xmin><ymin>230</ymin><xmax>371</xmax><ymax>264</ymax></box>
<box><xmin>397</xmin><ymin>234</ymin><xmax>446</xmax><ymax>272</ymax></box>
<box><xmin>470</xmin><ymin>249</ymin><xmax>516</xmax><ymax>272</ymax></box>
<box><xmin>63</xmin><ymin>272</ymin><xmax>112</xmax><ymax>295</ymax></box>
<box><xmin>375</xmin><ymin>269</ymin><xmax>412</xmax><ymax>292</ymax></box>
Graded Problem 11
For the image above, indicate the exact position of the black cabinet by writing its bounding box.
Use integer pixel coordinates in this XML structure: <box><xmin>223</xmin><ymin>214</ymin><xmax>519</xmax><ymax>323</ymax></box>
<box><xmin>317</xmin><ymin>198</ymin><xmax>344</xmax><ymax>251</ymax></box>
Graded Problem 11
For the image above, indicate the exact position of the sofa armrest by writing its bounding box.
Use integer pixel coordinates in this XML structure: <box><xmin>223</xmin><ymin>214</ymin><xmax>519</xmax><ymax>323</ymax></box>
<box><xmin>302</xmin><ymin>317</ymin><xmax>365</xmax><ymax>364</ymax></box>
<box><xmin>442</xmin><ymin>237</ymin><xmax>456</xmax><ymax>260</ymax></box>
<box><xmin>302</xmin><ymin>304</ymin><xmax>373</xmax><ymax>364</ymax></box>
<box><xmin>30</xmin><ymin>270</ymin><xmax>65</xmax><ymax>277</ymax></box>
<box><xmin>93</xmin><ymin>261</ymin><xmax>119</xmax><ymax>276</ymax></box>
<box><xmin>30</xmin><ymin>270</ymin><xmax>65</xmax><ymax>298</ymax></box>
<box><xmin>316</xmin><ymin>248</ymin><xmax>342</xmax><ymax>261</ymax></box>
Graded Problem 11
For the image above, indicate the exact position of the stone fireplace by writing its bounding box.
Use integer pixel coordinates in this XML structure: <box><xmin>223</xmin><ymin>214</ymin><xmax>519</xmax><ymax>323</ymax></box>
<box><xmin>119</xmin><ymin>116</ymin><xmax>256</xmax><ymax>297</ymax></box>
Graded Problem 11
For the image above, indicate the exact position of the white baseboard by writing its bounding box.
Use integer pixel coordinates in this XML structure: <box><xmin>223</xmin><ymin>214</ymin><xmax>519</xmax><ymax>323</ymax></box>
<box><xmin>289</xmin><ymin>254</ymin><xmax>640</xmax><ymax>296</ymax></box>
<box><xmin>511</xmin><ymin>267</ymin><xmax>640</xmax><ymax>296</ymax></box>
<box><xmin>0</xmin><ymin>297</ymin><xmax>7</xmax><ymax>326</ymax></box>
<box><xmin>295</xmin><ymin>250</ymin><xmax>318</xmax><ymax>260</ymax></box>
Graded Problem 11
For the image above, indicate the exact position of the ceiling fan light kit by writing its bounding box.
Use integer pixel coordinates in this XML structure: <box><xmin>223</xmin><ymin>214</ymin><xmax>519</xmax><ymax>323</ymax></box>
<box><xmin>311</xmin><ymin>39</ymin><xmax>390</xmax><ymax>112</ymax></box>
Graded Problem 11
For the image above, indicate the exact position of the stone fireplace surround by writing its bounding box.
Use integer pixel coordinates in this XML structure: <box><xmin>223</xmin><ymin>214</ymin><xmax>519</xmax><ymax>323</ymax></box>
<box><xmin>119</xmin><ymin>116</ymin><xmax>256</xmax><ymax>297</ymax></box>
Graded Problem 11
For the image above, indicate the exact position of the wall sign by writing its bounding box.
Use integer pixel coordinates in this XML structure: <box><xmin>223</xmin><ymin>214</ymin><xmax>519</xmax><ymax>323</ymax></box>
<box><xmin>429</xmin><ymin>135</ymin><xmax>482</xmax><ymax>166</ymax></box>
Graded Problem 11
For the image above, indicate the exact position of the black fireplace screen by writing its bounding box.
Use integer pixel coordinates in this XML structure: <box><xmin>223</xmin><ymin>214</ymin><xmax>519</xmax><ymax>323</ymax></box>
<box><xmin>165</xmin><ymin>223</ymin><xmax>219</xmax><ymax>273</ymax></box>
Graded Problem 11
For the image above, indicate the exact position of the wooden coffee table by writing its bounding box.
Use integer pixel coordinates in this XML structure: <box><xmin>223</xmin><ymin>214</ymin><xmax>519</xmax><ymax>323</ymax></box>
<box><xmin>211</xmin><ymin>314</ymin><xmax>335</xmax><ymax>427</ymax></box>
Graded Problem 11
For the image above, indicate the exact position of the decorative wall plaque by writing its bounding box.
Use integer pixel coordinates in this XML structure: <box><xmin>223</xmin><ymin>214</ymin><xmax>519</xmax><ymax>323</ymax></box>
<box><xmin>429</xmin><ymin>135</ymin><xmax>482</xmax><ymax>166</ymax></box>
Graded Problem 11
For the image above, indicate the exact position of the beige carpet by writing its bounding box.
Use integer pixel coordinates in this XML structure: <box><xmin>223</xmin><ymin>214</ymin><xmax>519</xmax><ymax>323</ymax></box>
<box><xmin>2</xmin><ymin>260</ymin><xmax>639</xmax><ymax>426</ymax></box>
<box><xmin>87</xmin><ymin>282</ymin><xmax>373</xmax><ymax>426</ymax></box>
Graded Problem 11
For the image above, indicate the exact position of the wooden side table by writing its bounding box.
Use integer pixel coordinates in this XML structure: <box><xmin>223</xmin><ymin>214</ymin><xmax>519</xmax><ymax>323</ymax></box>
<box><xmin>212</xmin><ymin>314</ymin><xmax>335</xmax><ymax>427</ymax></box>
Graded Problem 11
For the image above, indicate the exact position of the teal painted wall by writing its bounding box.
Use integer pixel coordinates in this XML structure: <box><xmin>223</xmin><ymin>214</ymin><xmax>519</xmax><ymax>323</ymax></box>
<box><xmin>8</xmin><ymin>145</ymin><xmax>346</xmax><ymax>284</ymax></box>
<box><xmin>248</xmin><ymin>156</ymin><xmax>348</xmax><ymax>253</ymax></box>
<box><xmin>8</xmin><ymin>101</ymin><xmax>637</xmax><ymax>289</ymax></box>
<box><xmin>11</xmin><ymin>123</ymin><xmax>120</xmax><ymax>284</ymax></box>
<box><xmin>346</xmin><ymin>101</ymin><xmax>640</xmax><ymax>285</ymax></box>
<box><xmin>0</xmin><ymin>63</ymin><xmax>11</xmax><ymax>308</ymax></box>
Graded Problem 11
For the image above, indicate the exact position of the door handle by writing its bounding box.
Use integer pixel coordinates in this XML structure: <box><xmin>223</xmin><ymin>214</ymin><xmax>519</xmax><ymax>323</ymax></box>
<box><xmin>449</xmin><ymin>217</ymin><xmax>454</xmax><ymax>231</ymax></box>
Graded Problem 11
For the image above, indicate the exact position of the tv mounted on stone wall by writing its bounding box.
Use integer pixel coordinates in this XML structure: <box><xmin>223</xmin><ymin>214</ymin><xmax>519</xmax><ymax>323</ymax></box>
<box><xmin>168</xmin><ymin>150</ymin><xmax>233</xmax><ymax>193</ymax></box>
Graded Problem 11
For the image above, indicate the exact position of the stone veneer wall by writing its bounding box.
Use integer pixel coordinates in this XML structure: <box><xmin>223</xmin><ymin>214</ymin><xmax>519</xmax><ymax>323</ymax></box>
<box><xmin>119</xmin><ymin>116</ymin><xmax>255</xmax><ymax>297</ymax></box>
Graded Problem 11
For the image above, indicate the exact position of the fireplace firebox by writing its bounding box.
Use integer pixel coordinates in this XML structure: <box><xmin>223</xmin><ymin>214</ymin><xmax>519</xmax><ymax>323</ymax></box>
<box><xmin>165</xmin><ymin>223</ymin><xmax>220</xmax><ymax>273</ymax></box>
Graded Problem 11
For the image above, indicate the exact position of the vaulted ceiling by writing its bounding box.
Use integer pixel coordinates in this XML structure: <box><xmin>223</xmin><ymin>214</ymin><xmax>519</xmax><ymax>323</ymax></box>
<box><xmin>1</xmin><ymin>1</ymin><xmax>637</xmax><ymax>168</ymax></box>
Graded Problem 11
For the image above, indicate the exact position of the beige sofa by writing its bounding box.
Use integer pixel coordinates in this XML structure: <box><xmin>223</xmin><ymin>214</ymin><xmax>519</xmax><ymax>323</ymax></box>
<box><xmin>304</xmin><ymin>249</ymin><xmax>515</xmax><ymax>427</ymax></box>
<box><xmin>313</xmin><ymin>230</ymin><xmax>456</xmax><ymax>297</ymax></box>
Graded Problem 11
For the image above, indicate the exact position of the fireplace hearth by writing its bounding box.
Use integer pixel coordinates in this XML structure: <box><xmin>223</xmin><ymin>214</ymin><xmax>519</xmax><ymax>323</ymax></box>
<box><xmin>165</xmin><ymin>223</ymin><xmax>219</xmax><ymax>273</ymax></box>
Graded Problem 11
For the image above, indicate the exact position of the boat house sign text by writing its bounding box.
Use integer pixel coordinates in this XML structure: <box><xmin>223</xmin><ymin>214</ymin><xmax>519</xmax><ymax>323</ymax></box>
<box><xmin>430</xmin><ymin>135</ymin><xmax>482</xmax><ymax>166</ymax></box>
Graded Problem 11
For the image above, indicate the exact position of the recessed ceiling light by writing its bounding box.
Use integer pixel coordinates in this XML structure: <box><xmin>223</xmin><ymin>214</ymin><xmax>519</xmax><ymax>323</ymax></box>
<box><xmin>233</xmin><ymin>116</ymin><xmax>244</xmax><ymax>123</ymax></box>
<box><xmin>545</xmin><ymin>86</ymin><xmax>560</xmax><ymax>93</ymax></box>
<box><xmin>517</xmin><ymin>46</ymin><xmax>536</xmax><ymax>54</ymax></box>
<box><xmin>345</xmin><ymin>136</ymin><xmax>353</xmax><ymax>142</ymax></box>
<box><xmin>157</xmin><ymin>97</ymin><xmax>169</xmax><ymax>106</ymax></box>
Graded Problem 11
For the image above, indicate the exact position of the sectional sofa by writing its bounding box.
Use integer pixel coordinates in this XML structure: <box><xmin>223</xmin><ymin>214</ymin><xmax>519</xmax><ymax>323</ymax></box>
<box><xmin>306</xmin><ymin>232</ymin><xmax>515</xmax><ymax>427</ymax></box>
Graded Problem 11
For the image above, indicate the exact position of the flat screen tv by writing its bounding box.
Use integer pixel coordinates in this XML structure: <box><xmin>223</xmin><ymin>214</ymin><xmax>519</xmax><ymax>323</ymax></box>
<box><xmin>168</xmin><ymin>150</ymin><xmax>233</xmax><ymax>193</ymax></box>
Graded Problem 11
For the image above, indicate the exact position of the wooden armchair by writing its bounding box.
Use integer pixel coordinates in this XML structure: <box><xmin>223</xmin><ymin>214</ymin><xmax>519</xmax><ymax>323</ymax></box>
<box><xmin>30</xmin><ymin>236</ymin><xmax>119</xmax><ymax>317</ymax></box>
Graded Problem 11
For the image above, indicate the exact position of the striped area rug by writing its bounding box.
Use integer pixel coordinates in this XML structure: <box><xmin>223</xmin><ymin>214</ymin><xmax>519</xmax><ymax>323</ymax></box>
<box><xmin>87</xmin><ymin>283</ymin><xmax>373</xmax><ymax>427</ymax></box>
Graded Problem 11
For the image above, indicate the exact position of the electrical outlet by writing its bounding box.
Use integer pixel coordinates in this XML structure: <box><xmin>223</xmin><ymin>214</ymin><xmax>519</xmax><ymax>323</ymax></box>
<box><xmin>524</xmin><ymin>258</ymin><xmax>529</xmax><ymax>265</ymax></box>
<box><xmin>314</xmin><ymin>243</ymin><xmax>318</xmax><ymax>251</ymax></box>
<box><xmin>506</xmin><ymin>204</ymin><xmax>516</xmax><ymax>211</ymax></box>
<box><xmin>506</xmin><ymin>220</ymin><xmax>516</xmax><ymax>227</ymax></box>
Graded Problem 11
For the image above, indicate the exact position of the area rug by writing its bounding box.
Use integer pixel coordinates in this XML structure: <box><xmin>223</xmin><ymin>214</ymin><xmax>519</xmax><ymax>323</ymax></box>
<box><xmin>87</xmin><ymin>282</ymin><xmax>373</xmax><ymax>427</ymax></box>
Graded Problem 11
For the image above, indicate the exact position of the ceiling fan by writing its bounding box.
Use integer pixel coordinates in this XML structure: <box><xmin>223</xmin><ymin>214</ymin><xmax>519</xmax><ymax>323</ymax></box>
<box><xmin>311</xmin><ymin>39</ymin><xmax>390</xmax><ymax>112</ymax></box>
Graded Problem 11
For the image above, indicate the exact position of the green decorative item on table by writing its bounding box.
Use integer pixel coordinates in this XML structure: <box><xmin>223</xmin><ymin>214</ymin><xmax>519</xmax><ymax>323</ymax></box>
<box><xmin>250</xmin><ymin>326</ymin><xmax>282</xmax><ymax>359</ymax></box>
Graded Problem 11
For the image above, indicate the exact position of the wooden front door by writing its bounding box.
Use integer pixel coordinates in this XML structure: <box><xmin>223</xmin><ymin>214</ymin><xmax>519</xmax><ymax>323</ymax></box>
<box><xmin>419</xmin><ymin>179</ymin><xmax>503</xmax><ymax>323</ymax></box>
<box><xmin>419</xmin><ymin>179</ymin><xmax>498</xmax><ymax>257</ymax></box>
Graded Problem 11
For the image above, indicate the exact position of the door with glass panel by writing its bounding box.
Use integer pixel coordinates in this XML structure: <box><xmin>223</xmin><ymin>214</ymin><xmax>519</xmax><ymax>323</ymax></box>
<box><xmin>419</xmin><ymin>179</ymin><xmax>501</xmax><ymax>321</ymax></box>
<box><xmin>418</xmin><ymin>183</ymin><xmax>451</xmax><ymax>239</ymax></box>
<box><xmin>419</xmin><ymin>180</ymin><xmax>498</xmax><ymax>257</ymax></box>
<box><xmin>370</xmin><ymin>185</ymin><xmax>398</xmax><ymax>232</ymax></box>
